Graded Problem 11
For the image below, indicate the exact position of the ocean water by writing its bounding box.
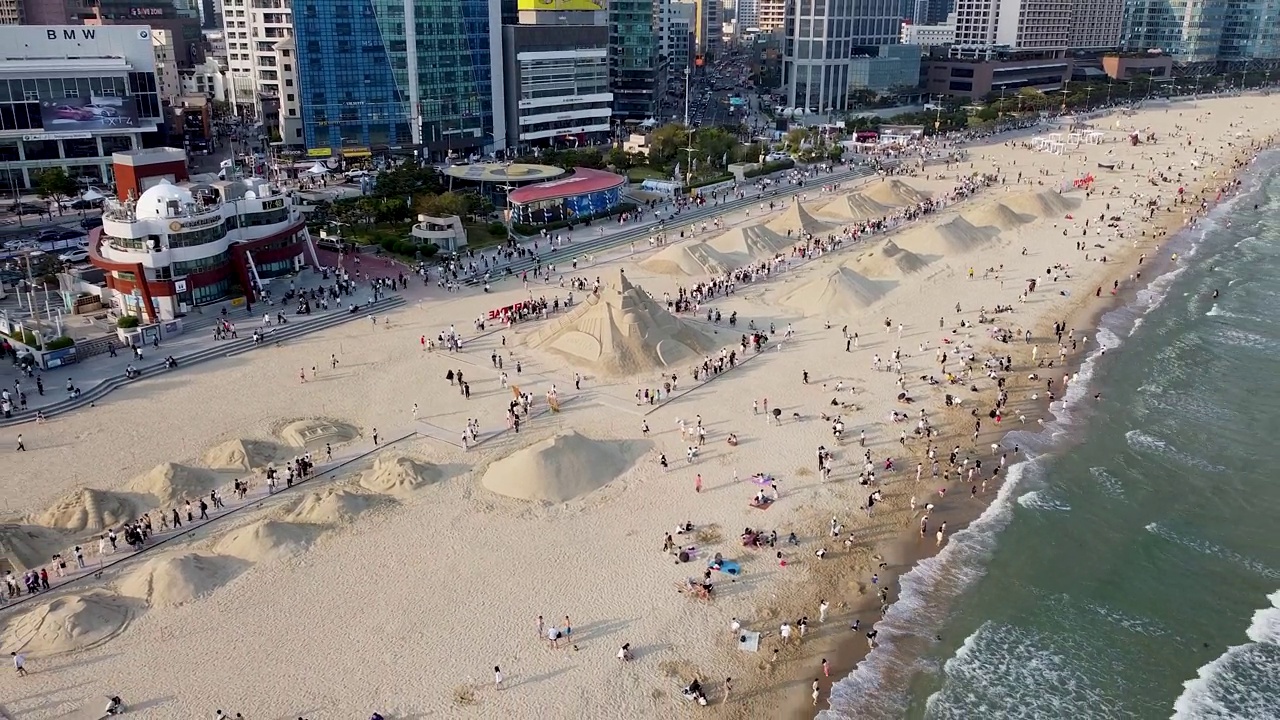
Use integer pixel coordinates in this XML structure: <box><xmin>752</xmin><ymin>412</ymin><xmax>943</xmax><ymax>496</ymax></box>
<box><xmin>820</xmin><ymin>151</ymin><xmax>1280</xmax><ymax>720</ymax></box>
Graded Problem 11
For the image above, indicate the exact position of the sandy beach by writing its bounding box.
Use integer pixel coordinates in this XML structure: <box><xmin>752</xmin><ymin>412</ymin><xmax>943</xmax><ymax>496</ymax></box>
<box><xmin>3</xmin><ymin>94</ymin><xmax>1280</xmax><ymax>720</ymax></box>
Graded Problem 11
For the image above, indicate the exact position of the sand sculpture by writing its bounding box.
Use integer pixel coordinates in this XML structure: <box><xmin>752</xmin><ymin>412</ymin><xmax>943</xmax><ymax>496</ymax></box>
<box><xmin>31</xmin><ymin>489</ymin><xmax>137</xmax><ymax>534</ymax></box>
<box><xmin>1002</xmin><ymin>189</ymin><xmax>1081</xmax><ymax>218</ymax></box>
<box><xmin>276</xmin><ymin>418</ymin><xmax>360</xmax><ymax>449</ymax></box>
<box><xmin>766</xmin><ymin>202</ymin><xmax>833</xmax><ymax>236</ymax></box>
<box><xmin>525</xmin><ymin>270</ymin><xmax>718</xmax><ymax>376</ymax></box>
<box><xmin>863</xmin><ymin>178</ymin><xmax>930</xmax><ymax>207</ymax></box>
<box><xmin>819</xmin><ymin>192</ymin><xmax>893</xmax><ymax>222</ymax></box>
<box><xmin>0</xmin><ymin>591</ymin><xmax>133</xmax><ymax>657</ymax></box>
<box><xmin>201</xmin><ymin>439</ymin><xmax>281</xmax><ymax>471</ymax></box>
<box><xmin>964</xmin><ymin>201</ymin><xmax>1036</xmax><ymax>231</ymax></box>
<box><xmin>117</xmin><ymin>552</ymin><xmax>245</xmax><ymax>608</ymax></box>
<box><xmin>128</xmin><ymin>462</ymin><xmax>220</xmax><ymax>505</ymax></box>
<box><xmin>285</xmin><ymin>487</ymin><xmax>388</xmax><ymax>526</ymax></box>
<box><xmin>780</xmin><ymin>266</ymin><xmax>895</xmax><ymax>316</ymax></box>
<box><xmin>853</xmin><ymin>240</ymin><xmax>930</xmax><ymax>277</ymax></box>
<box><xmin>481</xmin><ymin>431</ymin><xmax>647</xmax><ymax>503</ymax></box>
<box><xmin>213</xmin><ymin>520</ymin><xmax>318</xmax><ymax>563</ymax></box>
<box><xmin>358</xmin><ymin>455</ymin><xmax>441</xmax><ymax>496</ymax></box>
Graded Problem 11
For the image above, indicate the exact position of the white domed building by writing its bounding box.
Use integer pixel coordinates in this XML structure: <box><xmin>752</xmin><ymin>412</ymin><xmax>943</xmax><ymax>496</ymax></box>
<box><xmin>89</xmin><ymin>148</ymin><xmax>317</xmax><ymax>323</ymax></box>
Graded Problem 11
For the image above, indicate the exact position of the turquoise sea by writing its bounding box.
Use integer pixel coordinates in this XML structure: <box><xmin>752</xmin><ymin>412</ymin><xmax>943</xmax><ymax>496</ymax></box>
<box><xmin>820</xmin><ymin>150</ymin><xmax>1280</xmax><ymax>719</ymax></box>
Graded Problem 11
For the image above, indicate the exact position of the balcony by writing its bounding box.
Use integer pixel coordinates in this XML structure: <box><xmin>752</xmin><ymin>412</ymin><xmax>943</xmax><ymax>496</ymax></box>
<box><xmin>102</xmin><ymin>195</ymin><xmax>223</xmax><ymax>224</ymax></box>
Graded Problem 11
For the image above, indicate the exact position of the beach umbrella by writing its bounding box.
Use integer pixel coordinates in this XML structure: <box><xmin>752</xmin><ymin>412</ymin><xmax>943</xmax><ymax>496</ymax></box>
<box><xmin>80</xmin><ymin>189</ymin><xmax>105</xmax><ymax>202</ymax></box>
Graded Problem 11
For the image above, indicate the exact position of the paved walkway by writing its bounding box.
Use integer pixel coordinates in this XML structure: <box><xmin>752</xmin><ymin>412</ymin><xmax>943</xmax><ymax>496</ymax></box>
<box><xmin>0</xmin><ymin>427</ymin><xmax>415</xmax><ymax>615</ymax></box>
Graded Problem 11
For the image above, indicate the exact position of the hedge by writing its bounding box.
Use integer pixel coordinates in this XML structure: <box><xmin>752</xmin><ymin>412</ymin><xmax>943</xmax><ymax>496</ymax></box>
<box><xmin>689</xmin><ymin>174</ymin><xmax>735</xmax><ymax>190</ymax></box>
<box><xmin>743</xmin><ymin>158</ymin><xmax>796</xmax><ymax>178</ymax></box>
<box><xmin>378</xmin><ymin>235</ymin><xmax>440</xmax><ymax>259</ymax></box>
<box><xmin>3</xmin><ymin>328</ymin><xmax>39</xmax><ymax>346</ymax></box>
<box><xmin>44</xmin><ymin>336</ymin><xmax>75</xmax><ymax>350</ymax></box>
<box><xmin>116</xmin><ymin>316</ymin><xmax>140</xmax><ymax>329</ymax></box>
<box><xmin>512</xmin><ymin>202</ymin><xmax>639</xmax><ymax>236</ymax></box>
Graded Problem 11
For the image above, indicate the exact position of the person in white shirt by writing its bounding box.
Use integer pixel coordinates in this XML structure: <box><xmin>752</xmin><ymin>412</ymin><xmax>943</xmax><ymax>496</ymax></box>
<box><xmin>12</xmin><ymin>651</ymin><xmax>27</xmax><ymax>676</ymax></box>
<box><xmin>494</xmin><ymin>666</ymin><xmax>504</xmax><ymax>689</ymax></box>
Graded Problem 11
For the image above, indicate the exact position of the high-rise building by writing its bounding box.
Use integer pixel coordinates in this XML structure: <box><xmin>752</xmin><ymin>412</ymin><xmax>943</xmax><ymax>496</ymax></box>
<box><xmin>1121</xmin><ymin>0</ymin><xmax>1280</xmax><ymax>65</ymax></box>
<box><xmin>693</xmin><ymin>0</ymin><xmax>722</xmax><ymax>59</ymax></box>
<box><xmin>294</xmin><ymin>0</ymin><xmax>505</xmax><ymax>160</ymax></box>
<box><xmin>152</xmin><ymin>28</ymin><xmax>183</xmax><ymax>104</ymax></box>
<box><xmin>949</xmin><ymin>0</ymin><xmax>1070</xmax><ymax>58</ymax></box>
<box><xmin>666</xmin><ymin>0</ymin><xmax>695</xmax><ymax>73</ymax></box>
<box><xmin>83</xmin><ymin>0</ymin><xmax>206</xmax><ymax>67</ymax></box>
<box><xmin>1068</xmin><ymin>0</ymin><xmax>1122</xmax><ymax>51</ymax></box>
<box><xmin>758</xmin><ymin>0</ymin><xmax>784</xmax><ymax>31</ymax></box>
<box><xmin>783</xmin><ymin>0</ymin><xmax>911</xmax><ymax>113</ymax></box>
<box><xmin>610</xmin><ymin>0</ymin><xmax>663</xmax><ymax>121</ymax></box>
<box><xmin>737</xmin><ymin>0</ymin><xmax>758</xmax><ymax>30</ymax></box>
<box><xmin>501</xmin><ymin>5</ymin><xmax>612</xmax><ymax>152</ymax></box>
<box><xmin>221</xmin><ymin>0</ymin><xmax>291</xmax><ymax>120</ymax></box>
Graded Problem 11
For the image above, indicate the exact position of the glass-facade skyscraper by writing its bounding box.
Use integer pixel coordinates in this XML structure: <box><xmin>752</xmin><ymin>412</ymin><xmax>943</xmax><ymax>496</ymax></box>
<box><xmin>1121</xmin><ymin>0</ymin><xmax>1280</xmax><ymax>65</ymax></box>
<box><xmin>610</xmin><ymin>0</ymin><xmax>663</xmax><ymax>121</ymax></box>
<box><xmin>294</xmin><ymin>0</ymin><xmax>505</xmax><ymax>159</ymax></box>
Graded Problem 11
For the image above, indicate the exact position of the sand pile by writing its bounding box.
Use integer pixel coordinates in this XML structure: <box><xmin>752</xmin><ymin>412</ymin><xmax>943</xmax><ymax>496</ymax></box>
<box><xmin>213</xmin><ymin>520</ymin><xmax>318</xmax><ymax>563</ymax></box>
<box><xmin>31</xmin><ymin>489</ymin><xmax>136</xmax><ymax>533</ymax></box>
<box><xmin>276</xmin><ymin>418</ymin><xmax>360</xmax><ymax>449</ymax></box>
<box><xmin>525</xmin><ymin>270</ymin><xmax>718</xmax><ymax>376</ymax></box>
<box><xmin>285</xmin><ymin>487</ymin><xmax>387</xmax><ymax>525</ymax></box>
<box><xmin>641</xmin><ymin>242</ymin><xmax>736</xmax><ymax>276</ymax></box>
<box><xmin>964</xmin><ymin>201</ymin><xmax>1035</xmax><ymax>230</ymax></box>
<box><xmin>481</xmin><ymin>431</ymin><xmax>646</xmax><ymax>503</ymax></box>
<box><xmin>864</xmin><ymin>178</ymin><xmax>930</xmax><ymax>207</ymax></box>
<box><xmin>929</xmin><ymin>217</ymin><xmax>1002</xmax><ymax>252</ymax></box>
<box><xmin>117</xmin><ymin>552</ymin><xmax>244</xmax><ymax>608</ymax></box>
<box><xmin>820</xmin><ymin>192</ymin><xmax>891</xmax><ymax>222</ymax></box>
<box><xmin>766</xmin><ymin>203</ymin><xmax>832</xmax><ymax>236</ymax></box>
<box><xmin>201</xmin><ymin>438</ymin><xmax>280</xmax><ymax>471</ymax></box>
<box><xmin>1003</xmin><ymin>189</ymin><xmax>1081</xmax><ymax>218</ymax></box>
<box><xmin>780</xmin><ymin>266</ymin><xmax>893</xmax><ymax>316</ymax></box>
<box><xmin>359</xmin><ymin>455</ymin><xmax>441</xmax><ymax>496</ymax></box>
<box><xmin>128</xmin><ymin>463</ymin><xmax>219</xmax><ymax>506</ymax></box>
<box><xmin>854</xmin><ymin>240</ymin><xmax>929</xmax><ymax>277</ymax></box>
<box><xmin>0</xmin><ymin>592</ymin><xmax>132</xmax><ymax>657</ymax></box>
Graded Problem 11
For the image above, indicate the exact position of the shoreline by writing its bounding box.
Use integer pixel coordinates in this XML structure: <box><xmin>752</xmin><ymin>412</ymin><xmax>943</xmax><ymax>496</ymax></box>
<box><xmin>754</xmin><ymin>113</ymin><xmax>1280</xmax><ymax>720</ymax></box>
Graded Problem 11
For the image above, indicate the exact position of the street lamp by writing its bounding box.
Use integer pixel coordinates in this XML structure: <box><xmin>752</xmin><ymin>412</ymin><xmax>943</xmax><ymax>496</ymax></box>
<box><xmin>684</xmin><ymin>67</ymin><xmax>692</xmax><ymax>127</ymax></box>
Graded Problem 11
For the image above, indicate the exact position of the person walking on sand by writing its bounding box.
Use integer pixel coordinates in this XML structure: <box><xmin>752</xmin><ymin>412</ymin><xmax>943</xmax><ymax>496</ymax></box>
<box><xmin>695</xmin><ymin>473</ymin><xmax>703</xmax><ymax>493</ymax></box>
<box><xmin>822</xmin><ymin>658</ymin><xmax>831</xmax><ymax>677</ymax></box>
<box><xmin>494</xmin><ymin>666</ymin><xmax>504</xmax><ymax>690</ymax></box>
<box><xmin>16</xmin><ymin>433</ymin><xmax>25</xmax><ymax>451</ymax></box>
<box><xmin>12</xmin><ymin>651</ymin><xmax>27</xmax><ymax>676</ymax></box>
<box><xmin>812</xmin><ymin>679</ymin><xmax>821</xmax><ymax>706</ymax></box>
<box><xmin>537</xmin><ymin>615</ymin><xmax>545</xmax><ymax>639</ymax></box>
<box><xmin>819</xmin><ymin>599</ymin><xmax>830</xmax><ymax>623</ymax></box>
<box><xmin>723</xmin><ymin>678</ymin><xmax>732</xmax><ymax>704</ymax></box>
<box><xmin>373</xmin><ymin>428</ymin><xmax>379</xmax><ymax>446</ymax></box>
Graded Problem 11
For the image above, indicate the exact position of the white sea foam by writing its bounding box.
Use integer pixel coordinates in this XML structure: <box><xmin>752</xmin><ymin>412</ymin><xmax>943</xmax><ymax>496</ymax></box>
<box><xmin>923</xmin><ymin>622</ymin><xmax>1128</xmax><ymax>719</ymax></box>
<box><xmin>1088</xmin><ymin>467</ymin><xmax>1123</xmax><ymax>498</ymax></box>
<box><xmin>1145</xmin><ymin>522</ymin><xmax>1280</xmax><ymax>581</ymax></box>
<box><xmin>1124</xmin><ymin>430</ymin><xmax>1228</xmax><ymax>472</ymax></box>
<box><xmin>1016</xmin><ymin>490</ymin><xmax>1071</xmax><ymax>512</ymax></box>
<box><xmin>1205</xmin><ymin>303</ymin><xmax>1225</xmax><ymax>316</ymax></box>
<box><xmin>1171</xmin><ymin>590</ymin><xmax>1280</xmax><ymax>720</ymax></box>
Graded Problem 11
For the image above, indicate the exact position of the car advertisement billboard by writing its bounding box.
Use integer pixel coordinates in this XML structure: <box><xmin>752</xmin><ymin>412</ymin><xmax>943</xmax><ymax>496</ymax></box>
<box><xmin>40</xmin><ymin>96</ymin><xmax>140</xmax><ymax>131</ymax></box>
<box><xmin>517</xmin><ymin>0</ymin><xmax>603</xmax><ymax>10</ymax></box>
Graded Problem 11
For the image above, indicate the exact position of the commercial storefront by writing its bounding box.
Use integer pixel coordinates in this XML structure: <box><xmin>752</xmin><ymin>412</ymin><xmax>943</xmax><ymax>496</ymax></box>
<box><xmin>506</xmin><ymin>167</ymin><xmax>625</xmax><ymax>225</ymax></box>
<box><xmin>0</xmin><ymin>25</ymin><xmax>164</xmax><ymax>191</ymax></box>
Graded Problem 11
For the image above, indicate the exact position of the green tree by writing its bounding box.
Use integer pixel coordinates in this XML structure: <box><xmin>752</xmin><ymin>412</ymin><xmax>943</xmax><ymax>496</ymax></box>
<box><xmin>694</xmin><ymin>127</ymin><xmax>735</xmax><ymax>167</ymax></box>
<box><xmin>605</xmin><ymin>147</ymin><xmax>633</xmax><ymax>170</ymax></box>
<box><xmin>647</xmin><ymin>124</ymin><xmax>689</xmax><ymax>167</ymax></box>
<box><xmin>416</xmin><ymin>191</ymin><xmax>470</xmax><ymax>219</ymax></box>
<box><xmin>784</xmin><ymin>128</ymin><xmax>811</xmax><ymax>153</ymax></box>
<box><xmin>34</xmin><ymin>168</ymin><xmax>78</xmax><ymax>206</ymax></box>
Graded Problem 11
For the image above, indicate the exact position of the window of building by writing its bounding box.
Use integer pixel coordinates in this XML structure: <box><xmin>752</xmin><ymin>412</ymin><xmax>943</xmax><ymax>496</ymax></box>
<box><xmin>168</xmin><ymin>223</ymin><xmax>228</xmax><ymax>248</ymax></box>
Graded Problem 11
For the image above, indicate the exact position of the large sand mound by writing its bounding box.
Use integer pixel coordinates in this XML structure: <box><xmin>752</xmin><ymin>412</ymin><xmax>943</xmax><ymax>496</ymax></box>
<box><xmin>201</xmin><ymin>438</ymin><xmax>280</xmax><ymax>471</ymax></box>
<box><xmin>935</xmin><ymin>216</ymin><xmax>1002</xmax><ymax>251</ymax></box>
<box><xmin>359</xmin><ymin>455</ymin><xmax>441</xmax><ymax>496</ymax></box>
<box><xmin>276</xmin><ymin>418</ymin><xmax>360</xmax><ymax>449</ymax></box>
<box><xmin>116</xmin><ymin>552</ymin><xmax>245</xmax><ymax>608</ymax></box>
<box><xmin>766</xmin><ymin>203</ymin><xmax>832</xmax><ymax>236</ymax></box>
<box><xmin>213</xmin><ymin>520</ymin><xmax>318</xmax><ymax>563</ymax></box>
<box><xmin>32</xmin><ymin>489</ymin><xmax>136</xmax><ymax>533</ymax></box>
<box><xmin>781</xmin><ymin>266</ymin><xmax>894</xmax><ymax>316</ymax></box>
<box><xmin>964</xmin><ymin>201</ymin><xmax>1035</xmax><ymax>230</ymax></box>
<box><xmin>641</xmin><ymin>241</ymin><xmax>737</xmax><ymax>276</ymax></box>
<box><xmin>1002</xmin><ymin>189</ymin><xmax>1081</xmax><ymax>218</ymax></box>
<box><xmin>854</xmin><ymin>240</ymin><xmax>930</xmax><ymax>278</ymax></box>
<box><xmin>819</xmin><ymin>192</ymin><xmax>892</xmax><ymax>222</ymax></box>
<box><xmin>128</xmin><ymin>463</ymin><xmax>219</xmax><ymax>506</ymax></box>
<box><xmin>0</xmin><ymin>592</ymin><xmax>132</xmax><ymax>657</ymax></box>
<box><xmin>864</xmin><ymin>179</ymin><xmax>930</xmax><ymax>207</ymax></box>
<box><xmin>285</xmin><ymin>487</ymin><xmax>387</xmax><ymax>525</ymax></box>
<box><xmin>481</xmin><ymin>431</ymin><xmax>646</xmax><ymax>503</ymax></box>
<box><xmin>526</xmin><ymin>270</ymin><xmax>718</xmax><ymax>376</ymax></box>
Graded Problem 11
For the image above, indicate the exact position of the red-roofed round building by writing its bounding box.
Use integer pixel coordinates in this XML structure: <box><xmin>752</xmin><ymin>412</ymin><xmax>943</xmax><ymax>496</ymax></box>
<box><xmin>507</xmin><ymin>167</ymin><xmax>625</xmax><ymax>226</ymax></box>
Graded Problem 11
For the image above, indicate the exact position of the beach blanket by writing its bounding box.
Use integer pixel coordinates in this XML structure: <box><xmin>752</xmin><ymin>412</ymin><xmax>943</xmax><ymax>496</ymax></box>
<box><xmin>710</xmin><ymin>559</ymin><xmax>741</xmax><ymax>576</ymax></box>
<box><xmin>737</xmin><ymin>630</ymin><xmax>761</xmax><ymax>653</ymax></box>
<box><xmin>751</xmin><ymin>473</ymin><xmax>774</xmax><ymax>486</ymax></box>
<box><xmin>750</xmin><ymin>497</ymin><xmax>775</xmax><ymax>510</ymax></box>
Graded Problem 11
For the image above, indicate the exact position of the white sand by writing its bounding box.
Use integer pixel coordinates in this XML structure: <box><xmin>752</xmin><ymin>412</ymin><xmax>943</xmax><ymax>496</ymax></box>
<box><xmin>818</xmin><ymin>191</ymin><xmax>893</xmax><ymax>222</ymax></box>
<box><xmin>357</xmin><ymin>455</ymin><xmax>441</xmax><ymax>496</ymax></box>
<box><xmin>127</xmin><ymin>462</ymin><xmax>220</xmax><ymax>506</ymax></box>
<box><xmin>285</xmin><ymin>487</ymin><xmax>389</xmax><ymax>526</ymax></box>
<box><xmin>2</xmin><ymin>95</ymin><xmax>1277</xmax><ymax>719</ymax></box>
<box><xmin>481</xmin><ymin>431</ymin><xmax>647</xmax><ymax>503</ymax></box>
<box><xmin>30</xmin><ymin>489</ymin><xmax>137</xmax><ymax>534</ymax></box>
<box><xmin>525</xmin><ymin>270</ymin><xmax>719</xmax><ymax>375</ymax></box>
<box><xmin>765</xmin><ymin>202</ymin><xmax>834</xmax><ymax>236</ymax></box>
<box><xmin>200</xmin><ymin>438</ymin><xmax>280</xmax><ymax>471</ymax></box>
<box><xmin>853</xmin><ymin>239</ymin><xmax>931</xmax><ymax>277</ymax></box>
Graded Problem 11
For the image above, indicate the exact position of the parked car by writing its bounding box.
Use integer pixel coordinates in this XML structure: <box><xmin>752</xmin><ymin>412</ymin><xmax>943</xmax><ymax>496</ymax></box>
<box><xmin>58</xmin><ymin>248</ymin><xmax>89</xmax><ymax>263</ymax></box>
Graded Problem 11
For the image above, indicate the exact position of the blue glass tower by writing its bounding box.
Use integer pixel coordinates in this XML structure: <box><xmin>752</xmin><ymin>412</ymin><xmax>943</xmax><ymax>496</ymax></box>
<box><xmin>294</xmin><ymin>0</ymin><xmax>505</xmax><ymax>159</ymax></box>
